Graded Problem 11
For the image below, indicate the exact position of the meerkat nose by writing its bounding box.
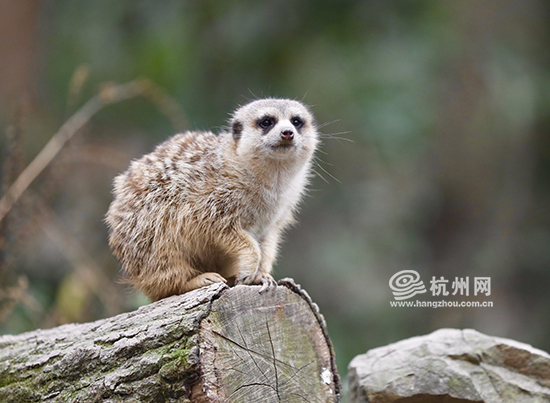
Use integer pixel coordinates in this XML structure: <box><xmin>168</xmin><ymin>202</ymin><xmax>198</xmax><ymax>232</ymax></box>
<box><xmin>281</xmin><ymin>129</ymin><xmax>294</xmax><ymax>141</ymax></box>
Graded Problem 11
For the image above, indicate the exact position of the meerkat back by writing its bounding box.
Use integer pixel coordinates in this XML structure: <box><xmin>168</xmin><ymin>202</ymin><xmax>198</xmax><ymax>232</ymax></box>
<box><xmin>106</xmin><ymin>99</ymin><xmax>318</xmax><ymax>301</ymax></box>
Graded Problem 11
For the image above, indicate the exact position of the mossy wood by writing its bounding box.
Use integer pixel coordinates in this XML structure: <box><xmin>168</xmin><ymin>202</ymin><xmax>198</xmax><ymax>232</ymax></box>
<box><xmin>0</xmin><ymin>278</ymin><xmax>340</xmax><ymax>402</ymax></box>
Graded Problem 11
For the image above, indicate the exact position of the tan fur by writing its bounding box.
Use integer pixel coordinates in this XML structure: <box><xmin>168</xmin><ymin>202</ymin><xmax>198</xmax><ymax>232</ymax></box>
<box><xmin>106</xmin><ymin>99</ymin><xmax>318</xmax><ymax>301</ymax></box>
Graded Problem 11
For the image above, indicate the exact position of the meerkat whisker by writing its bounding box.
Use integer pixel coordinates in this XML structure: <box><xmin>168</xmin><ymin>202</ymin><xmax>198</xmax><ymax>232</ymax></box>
<box><xmin>319</xmin><ymin>131</ymin><xmax>353</xmax><ymax>141</ymax></box>
<box><xmin>313</xmin><ymin>159</ymin><xmax>341</xmax><ymax>183</ymax></box>
<box><xmin>316</xmin><ymin>120</ymin><xmax>340</xmax><ymax>130</ymax></box>
<box><xmin>311</xmin><ymin>168</ymin><xmax>329</xmax><ymax>184</ymax></box>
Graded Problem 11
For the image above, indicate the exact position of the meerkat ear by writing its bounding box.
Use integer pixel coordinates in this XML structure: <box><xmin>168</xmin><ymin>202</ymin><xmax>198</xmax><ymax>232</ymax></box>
<box><xmin>231</xmin><ymin>120</ymin><xmax>243</xmax><ymax>141</ymax></box>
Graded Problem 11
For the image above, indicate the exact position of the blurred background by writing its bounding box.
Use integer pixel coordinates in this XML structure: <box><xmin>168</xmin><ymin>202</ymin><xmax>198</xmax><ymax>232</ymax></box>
<box><xmin>1</xmin><ymin>0</ymin><xmax>549</xmax><ymax>394</ymax></box>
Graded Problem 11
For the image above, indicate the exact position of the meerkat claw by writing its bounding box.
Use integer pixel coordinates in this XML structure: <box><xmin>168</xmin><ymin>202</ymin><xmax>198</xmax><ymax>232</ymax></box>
<box><xmin>259</xmin><ymin>276</ymin><xmax>277</xmax><ymax>294</ymax></box>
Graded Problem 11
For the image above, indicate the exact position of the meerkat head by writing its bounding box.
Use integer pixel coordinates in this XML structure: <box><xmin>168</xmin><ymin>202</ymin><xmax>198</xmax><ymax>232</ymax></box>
<box><xmin>229</xmin><ymin>98</ymin><xmax>318</xmax><ymax>162</ymax></box>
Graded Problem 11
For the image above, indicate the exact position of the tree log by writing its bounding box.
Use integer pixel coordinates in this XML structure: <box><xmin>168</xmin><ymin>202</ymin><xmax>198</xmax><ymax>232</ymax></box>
<box><xmin>0</xmin><ymin>278</ymin><xmax>340</xmax><ymax>402</ymax></box>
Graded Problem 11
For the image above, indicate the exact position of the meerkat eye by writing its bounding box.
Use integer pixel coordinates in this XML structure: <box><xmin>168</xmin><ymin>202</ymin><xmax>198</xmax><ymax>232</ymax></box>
<box><xmin>291</xmin><ymin>117</ymin><xmax>304</xmax><ymax>129</ymax></box>
<box><xmin>258</xmin><ymin>116</ymin><xmax>276</xmax><ymax>130</ymax></box>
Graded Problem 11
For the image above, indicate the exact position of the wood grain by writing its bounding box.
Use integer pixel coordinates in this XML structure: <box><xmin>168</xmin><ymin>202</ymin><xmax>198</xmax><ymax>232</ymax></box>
<box><xmin>195</xmin><ymin>280</ymin><xmax>339</xmax><ymax>402</ymax></box>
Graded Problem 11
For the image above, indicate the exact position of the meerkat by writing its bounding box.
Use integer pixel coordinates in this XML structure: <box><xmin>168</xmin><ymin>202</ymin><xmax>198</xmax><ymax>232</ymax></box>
<box><xmin>106</xmin><ymin>98</ymin><xmax>319</xmax><ymax>301</ymax></box>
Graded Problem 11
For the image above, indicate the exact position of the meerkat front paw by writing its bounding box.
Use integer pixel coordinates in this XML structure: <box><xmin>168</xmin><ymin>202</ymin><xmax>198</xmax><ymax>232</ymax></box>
<box><xmin>236</xmin><ymin>272</ymin><xmax>277</xmax><ymax>293</ymax></box>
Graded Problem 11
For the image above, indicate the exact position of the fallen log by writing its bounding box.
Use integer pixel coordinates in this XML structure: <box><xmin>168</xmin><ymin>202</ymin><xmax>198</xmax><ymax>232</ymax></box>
<box><xmin>0</xmin><ymin>278</ymin><xmax>340</xmax><ymax>402</ymax></box>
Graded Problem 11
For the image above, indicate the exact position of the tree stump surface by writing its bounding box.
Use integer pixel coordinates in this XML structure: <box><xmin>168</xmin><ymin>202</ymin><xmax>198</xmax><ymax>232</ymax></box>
<box><xmin>0</xmin><ymin>278</ymin><xmax>340</xmax><ymax>402</ymax></box>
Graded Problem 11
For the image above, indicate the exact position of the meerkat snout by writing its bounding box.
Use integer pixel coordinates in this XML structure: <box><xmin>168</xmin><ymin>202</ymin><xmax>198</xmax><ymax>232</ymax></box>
<box><xmin>281</xmin><ymin>129</ymin><xmax>294</xmax><ymax>140</ymax></box>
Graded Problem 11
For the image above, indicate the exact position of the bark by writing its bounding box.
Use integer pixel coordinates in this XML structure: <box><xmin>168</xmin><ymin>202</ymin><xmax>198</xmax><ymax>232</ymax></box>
<box><xmin>0</xmin><ymin>278</ymin><xmax>340</xmax><ymax>402</ymax></box>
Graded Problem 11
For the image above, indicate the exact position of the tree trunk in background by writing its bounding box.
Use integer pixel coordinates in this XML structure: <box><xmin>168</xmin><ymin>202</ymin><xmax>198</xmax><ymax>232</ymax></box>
<box><xmin>0</xmin><ymin>0</ymin><xmax>39</xmax><ymax>106</ymax></box>
<box><xmin>0</xmin><ymin>279</ymin><xmax>341</xmax><ymax>402</ymax></box>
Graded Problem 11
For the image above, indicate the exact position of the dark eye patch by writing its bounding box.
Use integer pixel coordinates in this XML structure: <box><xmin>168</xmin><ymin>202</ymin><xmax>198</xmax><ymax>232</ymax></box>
<box><xmin>232</xmin><ymin>120</ymin><xmax>243</xmax><ymax>141</ymax></box>
<box><xmin>257</xmin><ymin>116</ymin><xmax>276</xmax><ymax>134</ymax></box>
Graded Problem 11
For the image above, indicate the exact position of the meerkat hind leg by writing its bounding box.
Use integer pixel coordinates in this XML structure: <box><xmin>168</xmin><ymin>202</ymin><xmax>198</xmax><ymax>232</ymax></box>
<box><xmin>185</xmin><ymin>272</ymin><xmax>227</xmax><ymax>291</ymax></box>
<box><xmin>139</xmin><ymin>265</ymin><xmax>226</xmax><ymax>301</ymax></box>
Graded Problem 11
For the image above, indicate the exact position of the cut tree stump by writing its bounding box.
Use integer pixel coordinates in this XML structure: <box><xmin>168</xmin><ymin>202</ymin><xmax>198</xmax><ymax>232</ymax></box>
<box><xmin>0</xmin><ymin>278</ymin><xmax>340</xmax><ymax>402</ymax></box>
